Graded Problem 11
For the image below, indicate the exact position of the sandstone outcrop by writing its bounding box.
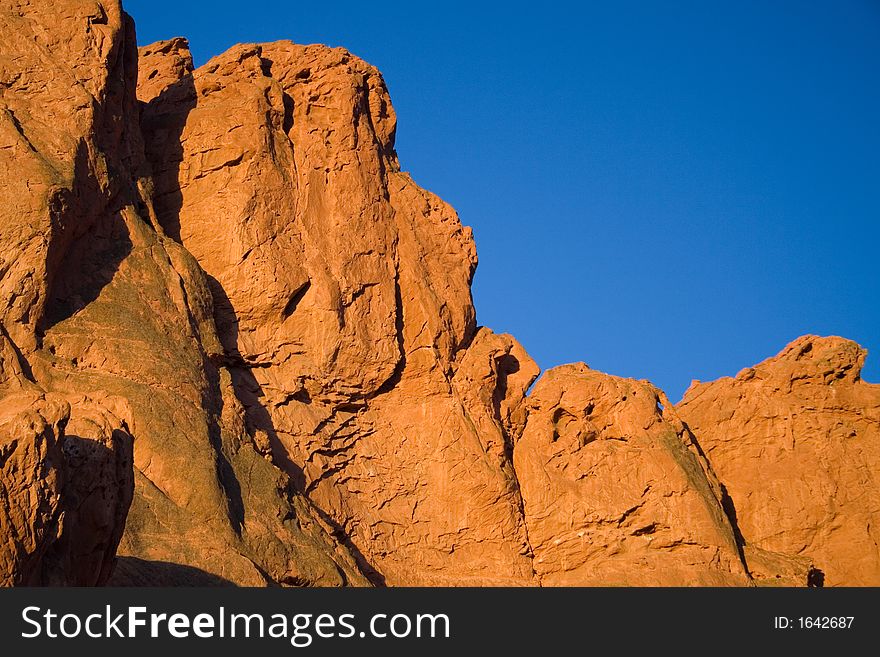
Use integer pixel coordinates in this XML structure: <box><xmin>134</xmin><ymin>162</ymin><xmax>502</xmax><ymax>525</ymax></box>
<box><xmin>514</xmin><ymin>365</ymin><xmax>756</xmax><ymax>585</ymax></box>
<box><xmin>137</xmin><ymin>39</ymin><xmax>536</xmax><ymax>585</ymax></box>
<box><xmin>0</xmin><ymin>393</ymin><xmax>67</xmax><ymax>586</ymax></box>
<box><xmin>133</xmin><ymin>36</ymin><xmax>830</xmax><ymax>586</ymax></box>
<box><xmin>0</xmin><ymin>0</ymin><xmax>139</xmax><ymax>586</ymax></box>
<box><xmin>1</xmin><ymin>0</ymin><xmax>368</xmax><ymax>587</ymax></box>
<box><xmin>678</xmin><ymin>336</ymin><xmax>880</xmax><ymax>586</ymax></box>
<box><xmin>1</xmin><ymin>0</ymin><xmax>876</xmax><ymax>588</ymax></box>
<box><xmin>0</xmin><ymin>357</ymin><xmax>132</xmax><ymax>587</ymax></box>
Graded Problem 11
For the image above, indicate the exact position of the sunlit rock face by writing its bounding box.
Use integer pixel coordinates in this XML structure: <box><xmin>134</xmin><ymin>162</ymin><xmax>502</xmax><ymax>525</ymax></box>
<box><xmin>0</xmin><ymin>1</ymin><xmax>368</xmax><ymax>587</ymax></box>
<box><xmin>678</xmin><ymin>336</ymin><xmax>880</xmax><ymax>586</ymax></box>
<box><xmin>0</xmin><ymin>0</ymin><xmax>875</xmax><ymax>588</ymax></box>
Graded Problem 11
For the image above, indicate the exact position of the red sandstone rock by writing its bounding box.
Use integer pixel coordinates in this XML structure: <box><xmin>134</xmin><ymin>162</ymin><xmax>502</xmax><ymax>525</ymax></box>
<box><xmin>678</xmin><ymin>336</ymin><xmax>880</xmax><ymax>586</ymax></box>
<box><xmin>1</xmin><ymin>1</ymin><xmax>367</xmax><ymax>587</ymax></box>
<box><xmin>1</xmin><ymin>1</ymin><xmax>875</xmax><ymax>589</ymax></box>
<box><xmin>137</xmin><ymin>40</ymin><xmax>535</xmax><ymax>584</ymax></box>
<box><xmin>514</xmin><ymin>364</ymin><xmax>752</xmax><ymax>585</ymax></box>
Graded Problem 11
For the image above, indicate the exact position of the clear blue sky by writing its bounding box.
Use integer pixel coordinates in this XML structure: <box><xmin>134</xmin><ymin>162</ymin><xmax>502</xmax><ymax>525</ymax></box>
<box><xmin>126</xmin><ymin>0</ymin><xmax>879</xmax><ymax>401</ymax></box>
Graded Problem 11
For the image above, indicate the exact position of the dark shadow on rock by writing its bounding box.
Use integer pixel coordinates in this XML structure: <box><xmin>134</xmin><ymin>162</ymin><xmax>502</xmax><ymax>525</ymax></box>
<box><xmin>680</xmin><ymin>421</ymin><xmax>751</xmax><ymax>564</ymax></box>
<box><xmin>0</xmin><ymin>323</ymin><xmax>36</xmax><ymax>383</ymax></box>
<box><xmin>491</xmin><ymin>352</ymin><xmax>521</xmax><ymax>461</ymax></box>
<box><xmin>108</xmin><ymin>557</ymin><xmax>238</xmax><ymax>586</ymax></box>
<box><xmin>40</xmin><ymin>142</ymin><xmax>133</xmax><ymax>333</ymax></box>
<box><xmin>307</xmin><ymin>503</ymin><xmax>387</xmax><ymax>587</ymax></box>
<box><xmin>199</xmin><ymin>346</ymin><xmax>247</xmax><ymax>534</ymax></box>
<box><xmin>32</xmin><ymin>430</ymin><xmax>134</xmax><ymax>586</ymax></box>
<box><xmin>372</xmin><ymin>274</ymin><xmax>406</xmax><ymax>397</ymax></box>
<box><xmin>203</xmin><ymin>276</ymin><xmax>387</xmax><ymax>585</ymax></box>
<box><xmin>206</xmin><ymin>273</ymin><xmax>307</xmax><ymax>492</ymax></box>
<box><xmin>207</xmin><ymin>407</ymin><xmax>247</xmax><ymax>535</ymax></box>
<box><xmin>139</xmin><ymin>72</ymin><xmax>197</xmax><ymax>242</ymax></box>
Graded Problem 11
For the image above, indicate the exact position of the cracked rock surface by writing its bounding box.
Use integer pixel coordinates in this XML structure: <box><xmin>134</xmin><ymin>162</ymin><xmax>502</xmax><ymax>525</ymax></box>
<box><xmin>1</xmin><ymin>0</ymin><xmax>877</xmax><ymax>587</ymax></box>
<box><xmin>1</xmin><ymin>0</ymin><xmax>368</xmax><ymax>587</ymax></box>
<box><xmin>678</xmin><ymin>336</ymin><xmax>880</xmax><ymax>586</ymax></box>
<box><xmin>515</xmin><ymin>365</ymin><xmax>752</xmax><ymax>585</ymax></box>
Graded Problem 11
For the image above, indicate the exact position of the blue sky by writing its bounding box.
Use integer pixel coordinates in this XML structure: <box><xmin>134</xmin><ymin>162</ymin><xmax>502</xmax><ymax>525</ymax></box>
<box><xmin>126</xmin><ymin>0</ymin><xmax>880</xmax><ymax>401</ymax></box>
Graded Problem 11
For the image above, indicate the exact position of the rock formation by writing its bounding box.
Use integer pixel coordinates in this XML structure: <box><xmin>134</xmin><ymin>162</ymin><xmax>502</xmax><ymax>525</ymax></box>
<box><xmin>1</xmin><ymin>0</ymin><xmax>367</xmax><ymax>587</ymax></box>
<box><xmin>678</xmin><ymin>336</ymin><xmax>880</xmax><ymax>586</ymax></box>
<box><xmin>0</xmin><ymin>0</ymin><xmax>876</xmax><ymax>587</ymax></box>
<box><xmin>136</xmin><ymin>38</ymin><xmax>534</xmax><ymax>585</ymax></box>
<box><xmin>514</xmin><ymin>365</ymin><xmax>752</xmax><ymax>585</ymax></box>
<box><xmin>0</xmin><ymin>0</ymin><xmax>138</xmax><ymax>586</ymax></box>
<box><xmin>0</xmin><ymin>392</ymin><xmax>123</xmax><ymax>586</ymax></box>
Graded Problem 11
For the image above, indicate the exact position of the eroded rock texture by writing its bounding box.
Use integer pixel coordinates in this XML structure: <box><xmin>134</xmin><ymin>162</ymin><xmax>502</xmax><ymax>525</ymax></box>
<box><xmin>514</xmin><ymin>365</ymin><xmax>752</xmax><ymax>585</ymax></box>
<box><xmin>0</xmin><ymin>393</ymin><xmax>67</xmax><ymax>586</ymax></box>
<box><xmin>0</xmin><ymin>0</ymin><xmax>138</xmax><ymax>586</ymax></box>
<box><xmin>1</xmin><ymin>0</ymin><xmax>876</xmax><ymax>588</ymax></box>
<box><xmin>1</xmin><ymin>0</ymin><xmax>367</xmax><ymax>587</ymax></box>
<box><xmin>132</xmin><ymin>37</ymin><xmax>833</xmax><ymax>587</ymax></box>
<box><xmin>1</xmin><ymin>388</ymin><xmax>133</xmax><ymax>586</ymax></box>
<box><xmin>678</xmin><ymin>336</ymin><xmax>880</xmax><ymax>586</ymax></box>
<box><xmin>137</xmin><ymin>39</ymin><xmax>536</xmax><ymax>585</ymax></box>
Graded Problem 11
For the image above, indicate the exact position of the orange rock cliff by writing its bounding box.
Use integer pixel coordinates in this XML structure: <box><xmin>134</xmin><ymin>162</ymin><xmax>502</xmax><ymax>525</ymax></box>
<box><xmin>1</xmin><ymin>1</ymin><xmax>877</xmax><ymax>587</ymax></box>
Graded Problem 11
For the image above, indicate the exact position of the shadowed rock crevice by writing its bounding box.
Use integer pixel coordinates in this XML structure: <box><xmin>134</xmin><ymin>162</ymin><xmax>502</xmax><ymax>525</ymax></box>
<box><xmin>307</xmin><ymin>505</ymin><xmax>387</xmax><ymax>587</ymax></box>
<box><xmin>679</xmin><ymin>419</ymin><xmax>752</xmax><ymax>573</ymax></box>
<box><xmin>39</xmin><ymin>430</ymin><xmax>134</xmax><ymax>586</ymax></box>
<box><xmin>110</xmin><ymin>557</ymin><xmax>238</xmax><ymax>586</ymax></box>
<box><xmin>0</xmin><ymin>396</ymin><xmax>134</xmax><ymax>587</ymax></box>
<box><xmin>137</xmin><ymin>37</ymin><xmax>198</xmax><ymax>243</ymax></box>
<box><xmin>209</xmin><ymin>272</ymin><xmax>309</xmax><ymax>492</ymax></box>
<box><xmin>39</xmin><ymin>144</ymin><xmax>134</xmax><ymax>334</ymax></box>
<box><xmin>139</xmin><ymin>72</ymin><xmax>197</xmax><ymax>243</ymax></box>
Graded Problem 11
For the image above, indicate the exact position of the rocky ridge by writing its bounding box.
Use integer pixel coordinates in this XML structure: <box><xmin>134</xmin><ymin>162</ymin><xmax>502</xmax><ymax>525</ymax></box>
<box><xmin>0</xmin><ymin>1</ymin><xmax>877</xmax><ymax>587</ymax></box>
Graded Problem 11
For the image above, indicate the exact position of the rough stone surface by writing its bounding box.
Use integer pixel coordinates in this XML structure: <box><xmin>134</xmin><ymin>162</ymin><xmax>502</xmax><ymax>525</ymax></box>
<box><xmin>678</xmin><ymin>336</ymin><xmax>880</xmax><ymax>586</ymax></box>
<box><xmin>514</xmin><ymin>364</ymin><xmax>752</xmax><ymax>585</ymax></box>
<box><xmin>0</xmin><ymin>393</ymin><xmax>67</xmax><ymax>586</ymax></box>
<box><xmin>0</xmin><ymin>366</ymin><xmax>133</xmax><ymax>586</ymax></box>
<box><xmin>134</xmin><ymin>37</ymin><xmax>841</xmax><ymax>586</ymax></box>
<box><xmin>0</xmin><ymin>0</ymin><xmax>139</xmax><ymax>586</ymax></box>
<box><xmin>1</xmin><ymin>1</ymin><xmax>877</xmax><ymax>588</ymax></box>
<box><xmin>138</xmin><ymin>40</ymin><xmax>536</xmax><ymax>585</ymax></box>
<box><xmin>1</xmin><ymin>1</ymin><xmax>368</xmax><ymax>587</ymax></box>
